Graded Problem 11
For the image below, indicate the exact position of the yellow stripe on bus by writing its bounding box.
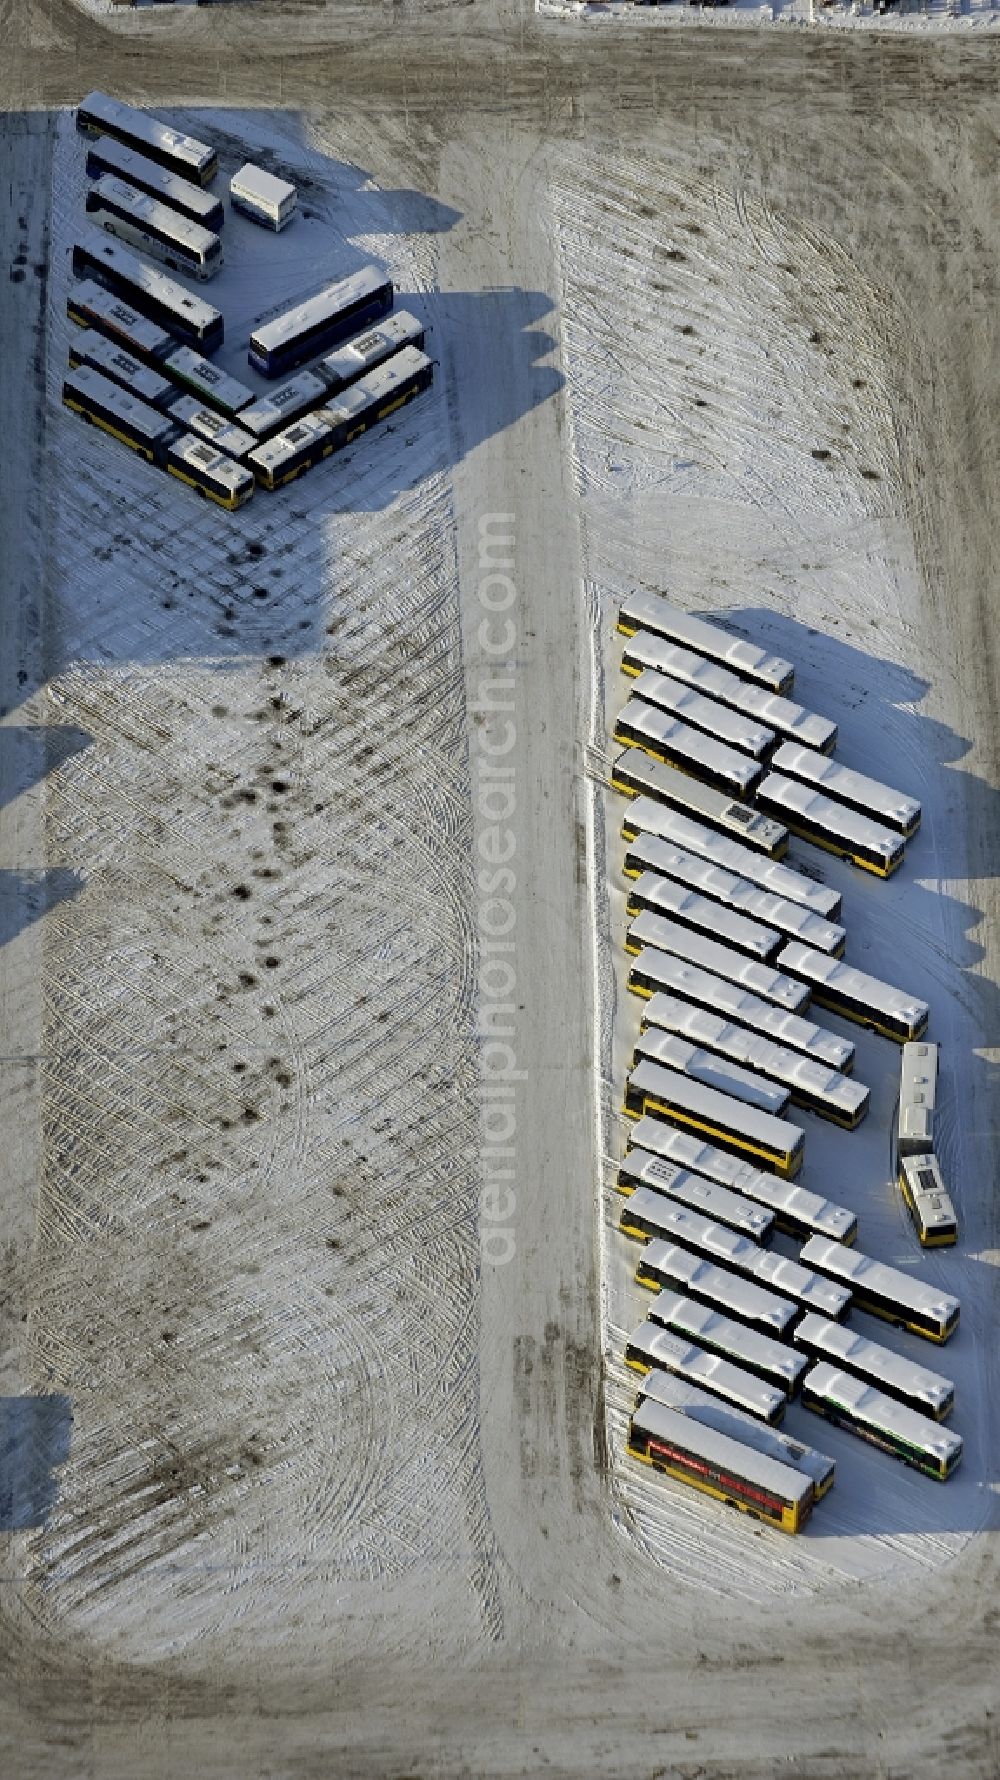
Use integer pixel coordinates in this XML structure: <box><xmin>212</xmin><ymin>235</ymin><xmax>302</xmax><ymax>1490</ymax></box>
<box><xmin>622</xmin><ymin>1094</ymin><xmax>801</xmax><ymax>1177</ymax></box>
<box><xmin>626</xmin><ymin>1440</ymin><xmax>804</xmax><ymax>1534</ymax></box>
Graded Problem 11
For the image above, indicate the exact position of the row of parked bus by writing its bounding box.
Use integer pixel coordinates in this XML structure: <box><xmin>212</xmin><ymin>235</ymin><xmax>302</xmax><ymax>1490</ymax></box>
<box><xmin>607</xmin><ymin>599</ymin><xmax>963</xmax><ymax>1532</ymax></box>
<box><xmin>64</xmin><ymin>93</ymin><xmax>435</xmax><ymax>508</ymax></box>
<box><xmin>616</xmin><ymin>590</ymin><xmax>922</xmax><ymax>880</ymax></box>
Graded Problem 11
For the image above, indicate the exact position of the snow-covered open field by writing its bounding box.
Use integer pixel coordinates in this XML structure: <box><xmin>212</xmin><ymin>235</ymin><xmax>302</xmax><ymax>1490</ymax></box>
<box><xmin>1</xmin><ymin>4</ymin><xmax>999</xmax><ymax>1774</ymax></box>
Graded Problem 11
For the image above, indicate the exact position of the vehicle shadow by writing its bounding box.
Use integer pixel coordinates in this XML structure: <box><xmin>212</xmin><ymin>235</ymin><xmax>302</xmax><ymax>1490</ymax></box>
<box><xmin>0</xmin><ymin>1395</ymin><xmax>73</xmax><ymax>1529</ymax></box>
<box><xmin>0</xmin><ymin>868</ymin><xmax>86</xmax><ymax>950</ymax></box>
<box><xmin>0</xmin><ymin>726</ymin><xmax>92</xmax><ymax>813</ymax></box>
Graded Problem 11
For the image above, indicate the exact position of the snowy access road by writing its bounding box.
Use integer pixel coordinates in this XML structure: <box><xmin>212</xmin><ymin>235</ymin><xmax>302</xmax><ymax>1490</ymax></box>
<box><xmin>2</xmin><ymin>8</ymin><xmax>1000</xmax><ymax>1778</ymax></box>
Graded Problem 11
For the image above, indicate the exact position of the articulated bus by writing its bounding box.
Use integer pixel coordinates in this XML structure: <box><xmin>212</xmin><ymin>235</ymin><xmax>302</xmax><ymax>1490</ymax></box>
<box><xmin>629</xmin><ymin>668</ymin><xmax>775</xmax><ymax>759</ymax></box>
<box><xmin>635</xmin><ymin>1371</ymin><xmax>835</xmax><ymax>1504</ymax></box>
<box><xmin>239</xmin><ymin>370</ymin><xmax>331</xmax><ymax>442</ymax></box>
<box><xmin>624</xmin><ymin>1321</ymin><xmax>787</xmax><ymax>1425</ymax></box>
<box><xmin>622</xmin><ymin>1059</ymin><xmax>805</xmax><ymax>1179</ymax></box>
<box><xmin>630</xmin><ymin>1116</ymin><xmax>857</xmax><ymax>1244</ymax></box>
<box><xmin>638</xmin><ymin>996</ymin><xmax>869</xmax><ymax>1129</ymax></box>
<box><xmin>756</xmin><ymin>772</ymin><xmax>905</xmax><ymax>879</ymax></box>
<box><xmin>72</xmin><ymin>230</ymin><xmax>224</xmax><ymax>351</ymax></box>
<box><xmin>629</xmin><ymin>952</ymin><xmax>852</xmax><ymax>1073</ymax></box>
<box><xmin>617</xmin><ymin>1149</ymin><xmax>775</xmax><ymax>1243</ymax></box>
<box><xmin>622</xmin><ymin>799</ymin><xmax>839</xmax><ymax>918</ymax></box>
<box><xmin>162</xmin><ymin>345</ymin><xmax>255</xmax><ymax>417</ymax></box>
<box><xmin>793</xmin><ymin>1314</ymin><xmax>954</xmax><ymax>1420</ymax></box>
<box><xmin>775</xmin><ymin>942</ymin><xmax>929</xmax><ymax>1043</ymax></box>
<box><xmin>798</xmin><ymin>1237</ymin><xmax>959</xmax><ymax>1343</ymax></box>
<box><xmin>801</xmin><ymin>1363</ymin><xmax>962</xmax><ymax>1481</ymax></box>
<box><xmin>897</xmin><ymin>1041</ymin><xmax>938</xmax><ymax>1157</ymax></box>
<box><xmin>634</xmin><ymin>1239</ymin><xmax>798</xmax><ymax>1338</ymax></box>
<box><xmin>86</xmin><ymin>175</ymin><xmax>222</xmax><ymax>280</ymax></box>
<box><xmin>318</xmin><ymin>345</ymin><xmax>433</xmax><ymax>449</ymax></box>
<box><xmin>623</xmin><ymin>1196</ymin><xmax>851</xmax><ymax>1319</ymax></box>
<box><xmin>614</xmin><ymin>700</ymin><xmax>763</xmax><ymax>800</ymax></box>
<box><xmin>626</xmin><ymin>917</ymin><xmax>810</xmax><ymax>1014</ymax></box>
<box><xmin>319</xmin><ymin>310</ymin><xmax>426</xmax><ymax>395</ymax></box>
<box><xmin>627</xmin><ymin>870</ymin><xmax>782</xmax><ymax>965</ymax></box>
<box><xmin>647</xmin><ymin>1290</ymin><xmax>806</xmax><ymax>1397</ymax></box>
<box><xmin>63</xmin><ymin>361</ymin><xmax>182</xmax><ymax>464</ymax></box>
<box><xmin>67</xmin><ymin>279</ymin><xmax>174</xmax><ymax>366</ymax></box>
<box><xmin>249</xmin><ymin>264</ymin><xmax>394</xmax><ymax>377</ymax></box>
<box><xmin>631</xmin><ymin>1029</ymin><xmax>792</xmax><ymax>1118</ymax></box>
<box><xmin>627</xmin><ymin>1395</ymin><xmax>814</xmax><ymax>1533</ymax></box>
<box><xmin>898</xmin><ymin>1154</ymin><xmax>958</xmax><ymax>1249</ymax></box>
<box><xmin>620</xmin><ymin>782</ymin><xmax>788</xmax><ymax>865</ymax></box>
<box><xmin>166</xmin><ymin>394</ymin><xmax>256</xmax><ymax>459</ymax></box>
<box><xmin>247</xmin><ymin>412</ymin><xmax>334</xmax><ymax>490</ymax></box>
<box><xmin>165</xmin><ymin>434</ymin><xmax>255</xmax><ymax>510</ymax></box>
<box><xmin>623</xmin><ymin>830</ymin><xmax>844</xmax><ymax>956</ymax></box>
<box><xmin>620</xmin><ymin>629</ymin><xmax>837</xmax><ymax>754</ymax></box>
<box><xmin>770</xmin><ymin>742</ymin><xmax>920</xmax><ymax>838</ymax></box>
<box><xmin>76</xmin><ymin>91</ymin><xmax>218</xmax><ymax>185</ymax></box>
<box><xmin>617</xmin><ymin>592</ymin><xmax>795</xmax><ymax>695</ymax></box>
<box><xmin>68</xmin><ymin>326</ymin><xmax>176</xmax><ymax>409</ymax></box>
<box><xmin>85</xmin><ymin>137</ymin><xmax>225</xmax><ymax>232</ymax></box>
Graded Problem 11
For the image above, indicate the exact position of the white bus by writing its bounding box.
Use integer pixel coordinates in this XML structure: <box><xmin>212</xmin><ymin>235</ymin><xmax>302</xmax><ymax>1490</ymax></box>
<box><xmin>249</xmin><ymin>264</ymin><xmax>394</xmax><ymax>377</ymax></box>
<box><xmin>622</xmin><ymin>798</ymin><xmax>839</xmax><ymax>918</ymax></box>
<box><xmin>648</xmin><ymin>1290</ymin><xmax>806</xmax><ymax>1396</ymax></box>
<box><xmin>898</xmin><ymin>1154</ymin><xmax>958</xmax><ymax>1249</ymax></box>
<box><xmin>634</xmin><ymin>1239</ymin><xmax>798</xmax><ymax>1338</ymax></box>
<box><xmin>623</xmin><ymin>1197</ymin><xmax>852</xmax><ymax>1318</ymax></box>
<box><xmin>801</xmin><ymin>1364</ymin><xmax>962</xmax><ymax>1481</ymax></box>
<box><xmin>628</xmin><ymin>668</ymin><xmax>775</xmax><ymax>759</ymax></box>
<box><xmin>897</xmin><ymin>1041</ymin><xmax>938</xmax><ymax>1157</ymax></box>
<box><xmin>627</xmin><ymin>1395</ymin><xmax>814</xmax><ymax>1533</ymax></box>
<box><xmin>76</xmin><ymin>91</ymin><xmax>218</xmax><ymax>185</ymax></box>
<box><xmin>162</xmin><ymin>345</ymin><xmax>255</xmax><ymax>417</ymax></box>
<box><xmin>85</xmin><ymin>137</ymin><xmax>225</xmax><ymax>232</ymax></box>
<box><xmin>620</xmin><ymin>628</ymin><xmax>837</xmax><ymax>753</ymax></box>
<box><xmin>622</xmin><ymin>830</ymin><xmax>845</xmax><ymax>955</ymax></box>
<box><xmin>626</xmin><ymin>916</ymin><xmax>810</xmax><ymax>1013</ymax></box>
<box><xmin>635</xmin><ymin>1371</ymin><xmax>835</xmax><ymax>1504</ymax></box>
<box><xmin>792</xmin><ymin>1314</ymin><xmax>954</xmax><ymax>1420</ymax></box>
<box><xmin>67</xmin><ymin>278</ymin><xmax>175</xmax><ymax>366</ymax></box>
<box><xmin>630</xmin><ymin>1116</ymin><xmax>857</xmax><ymax>1244</ymax></box>
<box><xmin>617</xmin><ymin>593</ymin><xmax>795</xmax><ymax>694</ymax></box>
<box><xmin>246</xmin><ymin>412</ymin><xmax>335</xmax><ymax>491</ymax></box>
<box><xmin>165</xmin><ymin>434</ymin><xmax>255</xmax><ymax>510</ymax></box>
<box><xmin>756</xmin><ymin>772</ymin><xmax>905</xmax><ymax>879</ymax></box>
<box><xmin>68</xmin><ymin>326</ymin><xmax>176</xmax><ymax>409</ymax></box>
<box><xmin>629</xmin><ymin>952</ymin><xmax>852</xmax><ymax>1072</ymax></box>
<box><xmin>166</xmin><ymin>394</ymin><xmax>256</xmax><ymax>460</ymax></box>
<box><xmin>775</xmin><ymin>942</ymin><xmax>929</xmax><ymax>1043</ymax></box>
<box><xmin>798</xmin><ymin>1237</ymin><xmax>959</xmax><ymax>1343</ymax></box>
<box><xmin>631</xmin><ymin>1029</ymin><xmax>792</xmax><ymax>1118</ymax></box>
<box><xmin>623</xmin><ymin>1059</ymin><xmax>805</xmax><ymax>1178</ymax></box>
<box><xmin>770</xmin><ymin>742</ymin><xmax>920</xmax><ymax>838</ymax></box>
<box><xmin>638</xmin><ymin>996</ymin><xmax>869</xmax><ymax>1129</ymax></box>
<box><xmin>624</xmin><ymin>1322</ymin><xmax>787</xmax><ymax>1425</ymax></box>
<box><xmin>319</xmin><ymin>311</ymin><xmax>427</xmax><ymax>395</ymax></box>
<box><xmin>614</xmin><ymin>699</ymin><xmax>763</xmax><ymax>800</ymax></box>
<box><xmin>237</xmin><ymin>370</ymin><xmax>330</xmax><ymax>441</ymax></box>
<box><xmin>72</xmin><ymin>229</ymin><xmax>224</xmax><ymax>350</ymax></box>
<box><xmin>86</xmin><ymin>175</ymin><xmax>222</xmax><ymax>280</ymax></box>
<box><xmin>626</xmin><ymin>872</ymin><xmax>782</xmax><ymax>964</ymax></box>
<box><xmin>617</xmin><ymin>1150</ymin><xmax>775</xmax><ymax>1243</ymax></box>
<box><xmin>230</xmin><ymin>162</ymin><xmax>297</xmax><ymax>231</ymax></box>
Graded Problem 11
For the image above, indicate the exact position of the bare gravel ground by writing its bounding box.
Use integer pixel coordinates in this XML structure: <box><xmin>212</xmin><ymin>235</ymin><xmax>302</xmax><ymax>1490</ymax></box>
<box><xmin>1</xmin><ymin>4</ymin><xmax>999</xmax><ymax>1775</ymax></box>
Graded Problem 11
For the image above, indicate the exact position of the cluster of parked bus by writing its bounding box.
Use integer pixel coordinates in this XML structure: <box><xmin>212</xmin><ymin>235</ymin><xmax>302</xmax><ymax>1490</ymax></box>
<box><xmin>63</xmin><ymin>92</ymin><xmax>434</xmax><ymax>509</ymax></box>
<box><xmin>608</xmin><ymin>595</ymin><xmax>963</xmax><ymax>1532</ymax></box>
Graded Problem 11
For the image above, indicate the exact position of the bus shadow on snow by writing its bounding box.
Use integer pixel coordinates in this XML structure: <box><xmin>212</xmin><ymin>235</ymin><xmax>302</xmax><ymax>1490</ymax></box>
<box><xmin>0</xmin><ymin>869</ymin><xmax>86</xmax><ymax>952</ymax></box>
<box><xmin>694</xmin><ymin>607</ymin><xmax>1000</xmax><ymax>1538</ymax></box>
<box><xmin>0</xmin><ymin>1395</ymin><xmax>73</xmax><ymax>1530</ymax></box>
<box><xmin>52</xmin><ymin>110</ymin><xmax>562</xmax><ymax>669</ymax></box>
<box><xmin>0</xmin><ymin>725</ymin><xmax>92</xmax><ymax>814</ymax></box>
